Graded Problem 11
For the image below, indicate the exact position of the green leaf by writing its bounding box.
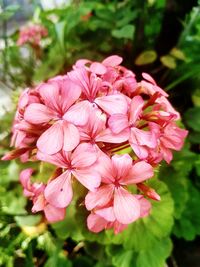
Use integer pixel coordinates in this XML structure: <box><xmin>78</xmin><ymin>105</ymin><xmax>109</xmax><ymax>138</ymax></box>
<box><xmin>0</xmin><ymin>4</ymin><xmax>20</xmax><ymax>20</ymax></box>
<box><xmin>52</xmin><ymin>201</ymin><xmax>83</xmax><ymax>242</ymax></box>
<box><xmin>136</xmin><ymin>238</ymin><xmax>172</xmax><ymax>267</ymax></box>
<box><xmin>160</xmin><ymin>55</ymin><xmax>177</xmax><ymax>69</ymax></box>
<box><xmin>159</xmin><ymin>165</ymin><xmax>189</xmax><ymax>219</ymax></box>
<box><xmin>173</xmin><ymin>181</ymin><xmax>200</xmax><ymax>240</ymax></box>
<box><xmin>184</xmin><ymin>107</ymin><xmax>200</xmax><ymax>132</ymax></box>
<box><xmin>135</xmin><ymin>50</ymin><xmax>157</xmax><ymax>65</ymax></box>
<box><xmin>15</xmin><ymin>215</ymin><xmax>42</xmax><ymax>227</ymax></box>
<box><xmin>112</xmin><ymin>25</ymin><xmax>135</xmax><ymax>40</ymax></box>
<box><xmin>170</xmin><ymin>48</ymin><xmax>187</xmax><ymax>61</ymax></box>
<box><xmin>44</xmin><ymin>250</ymin><xmax>72</xmax><ymax>267</ymax></box>
<box><xmin>113</xmin><ymin>249</ymin><xmax>136</xmax><ymax>267</ymax></box>
<box><xmin>111</xmin><ymin>246</ymin><xmax>136</xmax><ymax>267</ymax></box>
<box><xmin>122</xmin><ymin>179</ymin><xmax>174</xmax><ymax>251</ymax></box>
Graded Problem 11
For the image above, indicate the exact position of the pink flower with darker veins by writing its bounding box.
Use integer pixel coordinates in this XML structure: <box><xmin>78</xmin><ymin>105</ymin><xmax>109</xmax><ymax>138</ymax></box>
<box><xmin>24</xmin><ymin>78</ymin><xmax>87</xmax><ymax>154</ymax></box>
<box><xmin>85</xmin><ymin>154</ymin><xmax>153</xmax><ymax>225</ymax></box>
<box><xmin>37</xmin><ymin>143</ymin><xmax>101</xmax><ymax>208</ymax></box>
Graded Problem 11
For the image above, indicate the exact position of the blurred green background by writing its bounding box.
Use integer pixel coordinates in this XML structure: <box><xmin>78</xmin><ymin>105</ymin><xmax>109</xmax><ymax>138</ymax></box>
<box><xmin>0</xmin><ymin>1</ymin><xmax>200</xmax><ymax>266</ymax></box>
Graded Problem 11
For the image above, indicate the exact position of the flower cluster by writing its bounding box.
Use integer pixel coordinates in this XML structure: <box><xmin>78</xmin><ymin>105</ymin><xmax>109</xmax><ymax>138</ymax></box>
<box><xmin>3</xmin><ymin>55</ymin><xmax>188</xmax><ymax>234</ymax></box>
<box><xmin>17</xmin><ymin>24</ymin><xmax>48</xmax><ymax>47</ymax></box>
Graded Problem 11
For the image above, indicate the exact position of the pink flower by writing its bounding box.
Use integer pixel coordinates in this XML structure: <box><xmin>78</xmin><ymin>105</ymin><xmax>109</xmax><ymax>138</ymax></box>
<box><xmin>85</xmin><ymin>154</ymin><xmax>153</xmax><ymax>225</ymax></box>
<box><xmin>24</xmin><ymin>78</ymin><xmax>86</xmax><ymax>154</ymax></box>
<box><xmin>78</xmin><ymin>106</ymin><xmax>129</xmax><ymax>145</ymax></box>
<box><xmin>140</xmin><ymin>73</ymin><xmax>169</xmax><ymax>97</ymax></box>
<box><xmin>108</xmin><ymin>95</ymin><xmax>157</xmax><ymax>159</ymax></box>
<box><xmin>68</xmin><ymin>63</ymin><xmax>128</xmax><ymax>115</ymax></box>
<box><xmin>17</xmin><ymin>24</ymin><xmax>48</xmax><ymax>47</ymax></box>
<box><xmin>37</xmin><ymin>143</ymin><xmax>101</xmax><ymax>208</ymax></box>
<box><xmin>87</xmin><ymin>195</ymin><xmax>151</xmax><ymax>234</ymax></box>
<box><xmin>4</xmin><ymin>55</ymin><xmax>188</xmax><ymax>234</ymax></box>
<box><xmin>20</xmin><ymin>169</ymin><xmax>65</xmax><ymax>223</ymax></box>
<box><xmin>149</xmin><ymin>122</ymin><xmax>188</xmax><ymax>163</ymax></box>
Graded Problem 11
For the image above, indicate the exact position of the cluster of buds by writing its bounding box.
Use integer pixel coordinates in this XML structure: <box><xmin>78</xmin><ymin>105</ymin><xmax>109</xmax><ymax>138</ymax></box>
<box><xmin>3</xmin><ymin>55</ymin><xmax>188</xmax><ymax>234</ymax></box>
<box><xmin>17</xmin><ymin>24</ymin><xmax>48</xmax><ymax>47</ymax></box>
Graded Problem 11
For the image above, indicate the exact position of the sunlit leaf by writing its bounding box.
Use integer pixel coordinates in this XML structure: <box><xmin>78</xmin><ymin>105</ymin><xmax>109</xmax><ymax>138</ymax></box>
<box><xmin>135</xmin><ymin>50</ymin><xmax>157</xmax><ymax>65</ymax></box>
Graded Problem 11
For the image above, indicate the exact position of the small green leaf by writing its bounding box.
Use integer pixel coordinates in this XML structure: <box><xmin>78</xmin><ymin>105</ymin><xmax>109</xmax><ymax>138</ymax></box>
<box><xmin>135</xmin><ymin>50</ymin><xmax>157</xmax><ymax>65</ymax></box>
<box><xmin>112</xmin><ymin>25</ymin><xmax>135</xmax><ymax>40</ymax></box>
<box><xmin>170</xmin><ymin>47</ymin><xmax>186</xmax><ymax>61</ymax></box>
<box><xmin>160</xmin><ymin>55</ymin><xmax>177</xmax><ymax>69</ymax></box>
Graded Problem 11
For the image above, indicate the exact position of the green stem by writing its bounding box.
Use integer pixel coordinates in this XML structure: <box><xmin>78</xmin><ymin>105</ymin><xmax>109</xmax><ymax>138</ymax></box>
<box><xmin>166</xmin><ymin>68</ymin><xmax>199</xmax><ymax>91</ymax></box>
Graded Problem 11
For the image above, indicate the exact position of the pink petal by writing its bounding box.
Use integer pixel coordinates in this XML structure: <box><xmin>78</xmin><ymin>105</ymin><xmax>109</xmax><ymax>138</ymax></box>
<box><xmin>73</xmin><ymin>169</ymin><xmax>101</xmax><ymax>191</ymax></box>
<box><xmin>130</xmin><ymin>127</ymin><xmax>157</xmax><ymax>148</ymax></box>
<box><xmin>113</xmin><ymin>221</ymin><xmax>128</xmax><ymax>234</ymax></box>
<box><xmin>95</xmin><ymin>206</ymin><xmax>115</xmax><ymax>222</ymax></box>
<box><xmin>90</xmin><ymin>62</ymin><xmax>107</xmax><ymax>75</ymax></box>
<box><xmin>96</xmin><ymin>128</ymin><xmax>129</xmax><ymax>143</ymax></box>
<box><xmin>37</xmin><ymin>151</ymin><xmax>68</xmax><ymax>168</ymax></box>
<box><xmin>61</xmin><ymin>80</ymin><xmax>82</xmax><ymax>112</ymax></box>
<box><xmin>68</xmin><ymin>68</ymin><xmax>90</xmax><ymax>99</ymax></box>
<box><xmin>102</xmin><ymin>55</ymin><xmax>123</xmax><ymax>67</ymax></box>
<box><xmin>92</xmin><ymin>151</ymin><xmax>114</xmax><ymax>183</ymax></box>
<box><xmin>95</xmin><ymin>94</ymin><xmax>128</xmax><ymax>115</ymax></box>
<box><xmin>75</xmin><ymin>59</ymin><xmax>91</xmax><ymax>67</ymax></box>
<box><xmin>63</xmin><ymin>100</ymin><xmax>90</xmax><ymax>126</ymax></box>
<box><xmin>44</xmin><ymin>204</ymin><xmax>66</xmax><ymax>223</ymax></box>
<box><xmin>121</xmin><ymin>161</ymin><xmax>154</xmax><ymax>184</ymax></box>
<box><xmin>19</xmin><ymin>168</ymin><xmax>33</xmax><ymax>190</ymax></box>
<box><xmin>24</xmin><ymin>103</ymin><xmax>58</xmax><ymax>124</ymax></box>
<box><xmin>44</xmin><ymin>171</ymin><xmax>73</xmax><ymax>208</ymax></box>
<box><xmin>135</xmin><ymin>195</ymin><xmax>152</xmax><ymax>218</ymax></box>
<box><xmin>85</xmin><ymin>184</ymin><xmax>114</xmax><ymax>210</ymax></box>
<box><xmin>129</xmin><ymin>96</ymin><xmax>144</xmax><ymax>124</ymax></box>
<box><xmin>111</xmin><ymin>154</ymin><xmax>132</xmax><ymax>180</ymax></box>
<box><xmin>63</xmin><ymin>121</ymin><xmax>80</xmax><ymax>151</ymax></box>
<box><xmin>87</xmin><ymin>213</ymin><xmax>107</xmax><ymax>233</ymax></box>
<box><xmin>37</xmin><ymin>122</ymin><xmax>63</xmax><ymax>155</ymax></box>
<box><xmin>130</xmin><ymin>143</ymin><xmax>149</xmax><ymax>159</ymax></box>
<box><xmin>71</xmin><ymin>143</ymin><xmax>97</xmax><ymax>168</ymax></box>
<box><xmin>38</xmin><ymin>82</ymin><xmax>60</xmax><ymax>111</ymax></box>
<box><xmin>142</xmin><ymin>72</ymin><xmax>156</xmax><ymax>85</ymax></box>
<box><xmin>160</xmin><ymin>144</ymin><xmax>173</xmax><ymax>164</ymax></box>
<box><xmin>108</xmin><ymin>114</ymin><xmax>129</xmax><ymax>134</ymax></box>
<box><xmin>32</xmin><ymin>195</ymin><xmax>45</xmax><ymax>212</ymax></box>
<box><xmin>114</xmin><ymin>187</ymin><xmax>140</xmax><ymax>224</ymax></box>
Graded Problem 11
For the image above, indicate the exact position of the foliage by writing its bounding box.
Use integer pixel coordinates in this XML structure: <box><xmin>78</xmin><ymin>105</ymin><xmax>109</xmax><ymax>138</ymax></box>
<box><xmin>0</xmin><ymin>0</ymin><xmax>200</xmax><ymax>266</ymax></box>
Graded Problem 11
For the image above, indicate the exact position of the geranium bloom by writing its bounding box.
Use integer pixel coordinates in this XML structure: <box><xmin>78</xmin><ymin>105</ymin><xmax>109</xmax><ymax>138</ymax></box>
<box><xmin>20</xmin><ymin>168</ymin><xmax>65</xmax><ymax>222</ymax></box>
<box><xmin>148</xmin><ymin>122</ymin><xmax>188</xmax><ymax>163</ymax></box>
<box><xmin>37</xmin><ymin>143</ymin><xmax>101</xmax><ymax>208</ymax></box>
<box><xmin>17</xmin><ymin>24</ymin><xmax>48</xmax><ymax>47</ymax></box>
<box><xmin>85</xmin><ymin>154</ymin><xmax>154</xmax><ymax>224</ymax></box>
<box><xmin>3</xmin><ymin>55</ymin><xmax>188</xmax><ymax>234</ymax></box>
<box><xmin>87</xmin><ymin>195</ymin><xmax>151</xmax><ymax>234</ymax></box>
<box><xmin>108</xmin><ymin>95</ymin><xmax>157</xmax><ymax>159</ymax></box>
<box><xmin>24</xmin><ymin>78</ymin><xmax>86</xmax><ymax>154</ymax></box>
